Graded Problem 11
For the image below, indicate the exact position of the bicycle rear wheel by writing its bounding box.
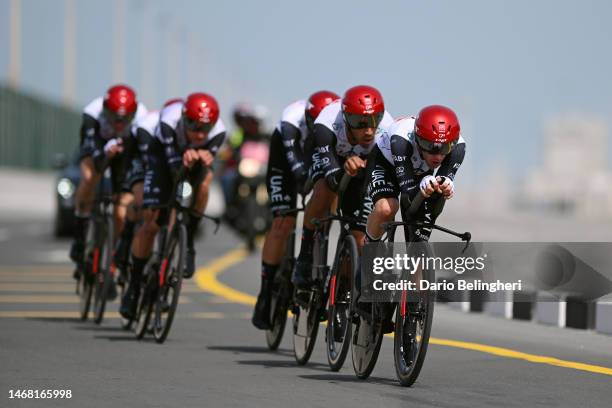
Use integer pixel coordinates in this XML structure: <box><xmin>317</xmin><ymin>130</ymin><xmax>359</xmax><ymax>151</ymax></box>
<box><xmin>265</xmin><ymin>234</ymin><xmax>295</xmax><ymax>350</ymax></box>
<box><xmin>292</xmin><ymin>230</ymin><xmax>326</xmax><ymax>365</ymax></box>
<box><xmin>326</xmin><ymin>235</ymin><xmax>357</xmax><ymax>372</ymax></box>
<box><xmin>93</xmin><ymin>216</ymin><xmax>113</xmax><ymax>324</ymax></box>
<box><xmin>153</xmin><ymin>224</ymin><xmax>185</xmax><ymax>343</ymax></box>
<box><xmin>351</xmin><ymin>303</ymin><xmax>384</xmax><ymax>379</ymax></box>
<box><xmin>292</xmin><ymin>291</ymin><xmax>320</xmax><ymax>365</ymax></box>
<box><xmin>135</xmin><ymin>271</ymin><xmax>155</xmax><ymax>340</ymax></box>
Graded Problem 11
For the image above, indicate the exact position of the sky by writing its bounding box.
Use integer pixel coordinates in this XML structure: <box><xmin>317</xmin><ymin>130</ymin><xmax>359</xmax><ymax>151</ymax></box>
<box><xmin>1</xmin><ymin>0</ymin><xmax>612</xmax><ymax>182</ymax></box>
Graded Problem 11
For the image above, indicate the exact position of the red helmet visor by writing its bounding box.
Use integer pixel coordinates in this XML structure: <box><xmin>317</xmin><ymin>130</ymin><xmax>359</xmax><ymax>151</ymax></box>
<box><xmin>103</xmin><ymin>107</ymin><xmax>135</xmax><ymax>124</ymax></box>
<box><xmin>183</xmin><ymin>116</ymin><xmax>214</xmax><ymax>133</ymax></box>
<box><xmin>415</xmin><ymin>135</ymin><xmax>456</xmax><ymax>155</ymax></box>
<box><xmin>344</xmin><ymin>111</ymin><xmax>384</xmax><ymax>129</ymax></box>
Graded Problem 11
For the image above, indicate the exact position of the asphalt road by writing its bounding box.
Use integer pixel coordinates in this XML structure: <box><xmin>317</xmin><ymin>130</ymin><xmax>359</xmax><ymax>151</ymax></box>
<box><xmin>1</xmin><ymin>214</ymin><xmax>611</xmax><ymax>408</ymax></box>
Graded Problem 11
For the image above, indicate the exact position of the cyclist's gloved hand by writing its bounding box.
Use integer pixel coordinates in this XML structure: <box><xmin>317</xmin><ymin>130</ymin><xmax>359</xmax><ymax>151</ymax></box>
<box><xmin>419</xmin><ymin>175</ymin><xmax>439</xmax><ymax>198</ymax></box>
<box><xmin>103</xmin><ymin>138</ymin><xmax>124</xmax><ymax>158</ymax></box>
<box><xmin>437</xmin><ymin>176</ymin><xmax>454</xmax><ymax>199</ymax></box>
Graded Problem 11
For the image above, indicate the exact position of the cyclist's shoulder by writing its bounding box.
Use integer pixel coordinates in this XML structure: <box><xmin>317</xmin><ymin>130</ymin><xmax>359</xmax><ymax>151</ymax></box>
<box><xmin>159</xmin><ymin>101</ymin><xmax>182</xmax><ymax>128</ymax></box>
<box><xmin>313</xmin><ymin>100</ymin><xmax>342</xmax><ymax>131</ymax></box>
<box><xmin>83</xmin><ymin>97</ymin><xmax>104</xmax><ymax>119</ymax></box>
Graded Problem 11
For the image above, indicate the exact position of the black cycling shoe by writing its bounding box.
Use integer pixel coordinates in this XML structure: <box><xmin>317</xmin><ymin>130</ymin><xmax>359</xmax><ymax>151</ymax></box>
<box><xmin>113</xmin><ymin>238</ymin><xmax>130</xmax><ymax>270</ymax></box>
<box><xmin>70</xmin><ymin>240</ymin><xmax>84</xmax><ymax>264</ymax></box>
<box><xmin>291</xmin><ymin>259</ymin><xmax>313</xmax><ymax>290</ymax></box>
<box><xmin>251</xmin><ymin>291</ymin><xmax>272</xmax><ymax>330</ymax></box>
<box><xmin>183</xmin><ymin>248</ymin><xmax>196</xmax><ymax>279</ymax></box>
<box><xmin>119</xmin><ymin>284</ymin><xmax>140</xmax><ymax>320</ymax></box>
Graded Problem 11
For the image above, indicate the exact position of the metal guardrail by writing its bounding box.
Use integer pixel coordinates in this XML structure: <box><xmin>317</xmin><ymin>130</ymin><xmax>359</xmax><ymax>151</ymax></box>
<box><xmin>0</xmin><ymin>84</ymin><xmax>80</xmax><ymax>169</ymax></box>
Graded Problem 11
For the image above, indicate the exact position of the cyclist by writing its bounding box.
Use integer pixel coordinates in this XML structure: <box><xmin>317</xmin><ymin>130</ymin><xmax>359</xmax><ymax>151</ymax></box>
<box><xmin>357</xmin><ymin>105</ymin><xmax>466</xmax><ymax>322</ymax></box>
<box><xmin>252</xmin><ymin>90</ymin><xmax>340</xmax><ymax>330</ymax></box>
<box><xmin>112</xmin><ymin>98</ymin><xmax>183</xmax><ymax>271</ymax></box>
<box><xmin>119</xmin><ymin>93</ymin><xmax>226</xmax><ymax>319</ymax></box>
<box><xmin>291</xmin><ymin>85</ymin><xmax>394</xmax><ymax>289</ymax></box>
<box><xmin>366</xmin><ymin>105</ymin><xmax>466</xmax><ymax>244</ymax></box>
<box><xmin>70</xmin><ymin>85</ymin><xmax>148</xmax><ymax>286</ymax></box>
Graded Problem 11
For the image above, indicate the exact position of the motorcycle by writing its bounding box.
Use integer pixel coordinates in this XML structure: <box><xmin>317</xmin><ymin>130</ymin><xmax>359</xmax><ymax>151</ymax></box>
<box><xmin>224</xmin><ymin>140</ymin><xmax>271</xmax><ymax>251</ymax></box>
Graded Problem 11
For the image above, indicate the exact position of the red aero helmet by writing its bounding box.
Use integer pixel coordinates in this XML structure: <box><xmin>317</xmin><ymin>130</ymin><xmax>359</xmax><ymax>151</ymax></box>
<box><xmin>342</xmin><ymin>85</ymin><xmax>384</xmax><ymax>115</ymax></box>
<box><xmin>415</xmin><ymin>105</ymin><xmax>460</xmax><ymax>144</ymax></box>
<box><xmin>342</xmin><ymin>85</ymin><xmax>385</xmax><ymax>129</ymax></box>
<box><xmin>103</xmin><ymin>84</ymin><xmax>137</xmax><ymax>116</ymax></box>
<box><xmin>163</xmin><ymin>98</ymin><xmax>184</xmax><ymax>108</ymax></box>
<box><xmin>414</xmin><ymin>105</ymin><xmax>460</xmax><ymax>154</ymax></box>
<box><xmin>183</xmin><ymin>93</ymin><xmax>219</xmax><ymax>124</ymax></box>
<box><xmin>306</xmin><ymin>90</ymin><xmax>340</xmax><ymax>119</ymax></box>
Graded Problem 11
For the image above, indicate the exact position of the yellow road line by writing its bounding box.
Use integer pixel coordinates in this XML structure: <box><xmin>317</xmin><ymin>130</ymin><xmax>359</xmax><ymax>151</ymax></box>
<box><xmin>0</xmin><ymin>277</ymin><xmax>72</xmax><ymax>283</ymax></box>
<box><xmin>0</xmin><ymin>295</ymin><xmax>81</xmax><ymax>303</ymax></box>
<box><xmin>0</xmin><ymin>311</ymin><xmax>122</xmax><ymax>318</ymax></box>
<box><xmin>0</xmin><ymin>295</ymin><xmax>191</xmax><ymax>304</ymax></box>
<box><xmin>194</xmin><ymin>247</ymin><xmax>255</xmax><ymax>306</ymax></box>
<box><xmin>0</xmin><ymin>283</ymin><xmax>77</xmax><ymax>292</ymax></box>
<box><xmin>194</xmin><ymin>246</ymin><xmax>612</xmax><ymax>377</ymax></box>
<box><xmin>0</xmin><ymin>311</ymin><xmax>241</xmax><ymax>319</ymax></box>
<box><xmin>426</xmin><ymin>338</ymin><xmax>612</xmax><ymax>376</ymax></box>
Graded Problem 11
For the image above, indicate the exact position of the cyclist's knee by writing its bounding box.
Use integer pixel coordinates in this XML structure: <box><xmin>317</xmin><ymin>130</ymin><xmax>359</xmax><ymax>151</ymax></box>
<box><xmin>141</xmin><ymin>209</ymin><xmax>160</xmax><ymax>237</ymax></box>
<box><xmin>79</xmin><ymin>158</ymin><xmax>98</xmax><ymax>185</ymax></box>
<box><xmin>270</xmin><ymin>216</ymin><xmax>295</xmax><ymax>240</ymax></box>
<box><xmin>374</xmin><ymin>197</ymin><xmax>399</xmax><ymax>221</ymax></box>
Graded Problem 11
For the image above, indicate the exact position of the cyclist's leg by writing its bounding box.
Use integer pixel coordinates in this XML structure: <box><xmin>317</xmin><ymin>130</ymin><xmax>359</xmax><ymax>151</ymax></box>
<box><xmin>254</xmin><ymin>136</ymin><xmax>297</xmax><ymax>328</ymax></box>
<box><xmin>71</xmin><ymin>155</ymin><xmax>102</xmax><ymax>265</ymax></box>
<box><xmin>114</xmin><ymin>158</ymin><xmax>145</xmax><ymax>268</ymax></box>
<box><xmin>292</xmin><ymin>178</ymin><xmax>336</xmax><ymax>288</ymax></box>
<box><xmin>120</xmin><ymin>140</ymin><xmax>171</xmax><ymax>318</ymax></box>
<box><xmin>181</xmin><ymin>164</ymin><xmax>213</xmax><ymax>278</ymax></box>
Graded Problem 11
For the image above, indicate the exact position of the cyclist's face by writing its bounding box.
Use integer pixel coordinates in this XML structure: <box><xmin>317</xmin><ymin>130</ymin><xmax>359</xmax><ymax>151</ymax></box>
<box><xmin>111</xmin><ymin>121</ymin><xmax>127</xmax><ymax>133</ymax></box>
<box><xmin>421</xmin><ymin>150</ymin><xmax>446</xmax><ymax>168</ymax></box>
<box><xmin>348</xmin><ymin>126</ymin><xmax>376</xmax><ymax>147</ymax></box>
<box><xmin>185</xmin><ymin>129</ymin><xmax>209</xmax><ymax>145</ymax></box>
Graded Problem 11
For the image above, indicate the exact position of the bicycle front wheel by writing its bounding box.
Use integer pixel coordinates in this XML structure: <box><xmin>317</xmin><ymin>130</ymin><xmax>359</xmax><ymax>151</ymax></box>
<box><xmin>153</xmin><ymin>224</ymin><xmax>185</xmax><ymax>343</ymax></box>
<box><xmin>393</xmin><ymin>251</ymin><xmax>435</xmax><ymax>386</ymax></box>
<box><xmin>326</xmin><ymin>235</ymin><xmax>357</xmax><ymax>372</ymax></box>
<box><xmin>93</xmin><ymin>216</ymin><xmax>113</xmax><ymax>324</ymax></box>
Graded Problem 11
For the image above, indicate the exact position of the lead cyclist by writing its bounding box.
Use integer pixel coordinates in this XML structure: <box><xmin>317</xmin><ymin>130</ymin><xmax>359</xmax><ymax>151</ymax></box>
<box><xmin>360</xmin><ymin>105</ymin><xmax>466</xmax><ymax>315</ymax></box>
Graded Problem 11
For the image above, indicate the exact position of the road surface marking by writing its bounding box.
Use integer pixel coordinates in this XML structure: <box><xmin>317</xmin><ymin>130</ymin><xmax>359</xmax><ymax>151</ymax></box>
<box><xmin>195</xmin><ymin>246</ymin><xmax>612</xmax><ymax>378</ymax></box>
<box><xmin>0</xmin><ymin>283</ymin><xmax>77</xmax><ymax>292</ymax></box>
<box><xmin>0</xmin><ymin>295</ymin><xmax>192</xmax><ymax>304</ymax></box>
<box><xmin>195</xmin><ymin>247</ymin><xmax>255</xmax><ymax>306</ymax></box>
<box><xmin>0</xmin><ymin>311</ymin><xmax>243</xmax><ymax>319</ymax></box>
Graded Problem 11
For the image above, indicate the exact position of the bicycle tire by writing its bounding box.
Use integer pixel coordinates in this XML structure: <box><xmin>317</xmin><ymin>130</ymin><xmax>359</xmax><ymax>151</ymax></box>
<box><xmin>93</xmin><ymin>215</ymin><xmax>113</xmax><ymax>324</ymax></box>
<box><xmin>78</xmin><ymin>271</ymin><xmax>93</xmax><ymax>321</ymax></box>
<box><xmin>265</xmin><ymin>234</ymin><xmax>295</xmax><ymax>350</ymax></box>
<box><xmin>153</xmin><ymin>224</ymin><xmax>185</xmax><ymax>343</ymax></box>
<box><xmin>326</xmin><ymin>234</ymin><xmax>357</xmax><ymax>371</ymax></box>
<box><xmin>135</xmin><ymin>273</ymin><xmax>155</xmax><ymax>340</ymax></box>
<box><xmin>393</xmin><ymin>244</ymin><xmax>435</xmax><ymax>386</ymax></box>
<box><xmin>351</xmin><ymin>302</ymin><xmax>384</xmax><ymax>379</ymax></box>
<box><xmin>292</xmin><ymin>230</ymin><xmax>326</xmax><ymax>365</ymax></box>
